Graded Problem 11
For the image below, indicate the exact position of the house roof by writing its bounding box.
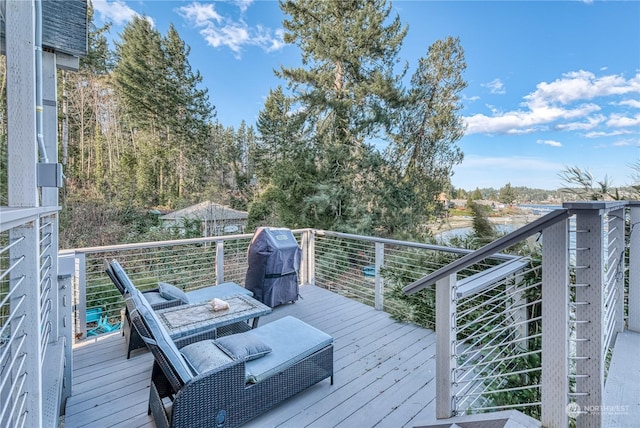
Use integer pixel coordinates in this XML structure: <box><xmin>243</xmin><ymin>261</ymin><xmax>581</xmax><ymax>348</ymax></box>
<box><xmin>160</xmin><ymin>201</ymin><xmax>248</xmax><ymax>222</ymax></box>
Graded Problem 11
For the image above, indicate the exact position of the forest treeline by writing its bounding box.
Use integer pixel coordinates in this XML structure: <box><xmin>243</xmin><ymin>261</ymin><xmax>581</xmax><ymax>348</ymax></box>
<box><xmin>3</xmin><ymin>0</ymin><xmax>471</xmax><ymax>247</ymax></box>
<box><xmin>3</xmin><ymin>2</ymin><xmax>634</xmax><ymax>249</ymax></box>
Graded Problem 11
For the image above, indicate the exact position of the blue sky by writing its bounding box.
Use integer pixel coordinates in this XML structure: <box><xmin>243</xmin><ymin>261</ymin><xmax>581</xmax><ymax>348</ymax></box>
<box><xmin>92</xmin><ymin>0</ymin><xmax>640</xmax><ymax>191</ymax></box>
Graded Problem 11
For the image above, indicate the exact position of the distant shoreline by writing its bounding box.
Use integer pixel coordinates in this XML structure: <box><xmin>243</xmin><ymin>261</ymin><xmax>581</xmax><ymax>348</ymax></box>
<box><xmin>428</xmin><ymin>213</ymin><xmax>543</xmax><ymax>236</ymax></box>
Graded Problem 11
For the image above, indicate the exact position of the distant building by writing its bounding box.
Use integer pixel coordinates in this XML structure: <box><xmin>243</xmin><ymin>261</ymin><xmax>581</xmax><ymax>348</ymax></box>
<box><xmin>159</xmin><ymin>201</ymin><xmax>248</xmax><ymax>237</ymax></box>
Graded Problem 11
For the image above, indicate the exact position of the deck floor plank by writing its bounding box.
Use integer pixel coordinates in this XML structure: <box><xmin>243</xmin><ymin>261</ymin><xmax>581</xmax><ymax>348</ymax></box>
<box><xmin>65</xmin><ymin>285</ymin><xmax>437</xmax><ymax>427</ymax></box>
<box><xmin>603</xmin><ymin>330</ymin><xmax>640</xmax><ymax>428</ymax></box>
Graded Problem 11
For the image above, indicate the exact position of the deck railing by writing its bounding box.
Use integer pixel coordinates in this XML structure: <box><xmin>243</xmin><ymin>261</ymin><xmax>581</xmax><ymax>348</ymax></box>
<box><xmin>62</xmin><ymin>229</ymin><xmax>517</xmax><ymax>339</ymax></box>
<box><xmin>0</xmin><ymin>202</ymin><xmax>636</xmax><ymax>427</ymax></box>
<box><xmin>0</xmin><ymin>208</ymin><xmax>70</xmax><ymax>428</ymax></box>
<box><xmin>404</xmin><ymin>201</ymin><xmax>637</xmax><ymax>427</ymax></box>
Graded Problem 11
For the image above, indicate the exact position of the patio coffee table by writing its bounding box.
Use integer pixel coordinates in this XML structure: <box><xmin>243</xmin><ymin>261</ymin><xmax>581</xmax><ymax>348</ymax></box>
<box><xmin>156</xmin><ymin>294</ymin><xmax>272</xmax><ymax>340</ymax></box>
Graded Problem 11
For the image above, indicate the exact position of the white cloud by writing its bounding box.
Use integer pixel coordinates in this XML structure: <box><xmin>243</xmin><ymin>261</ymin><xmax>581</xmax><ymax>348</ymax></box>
<box><xmin>619</xmin><ymin>99</ymin><xmax>640</xmax><ymax>109</ymax></box>
<box><xmin>482</xmin><ymin>78</ymin><xmax>506</xmax><ymax>94</ymax></box>
<box><xmin>537</xmin><ymin>139</ymin><xmax>562</xmax><ymax>147</ymax></box>
<box><xmin>179</xmin><ymin>2</ymin><xmax>285</xmax><ymax>58</ymax></box>
<box><xmin>464</xmin><ymin>103</ymin><xmax>600</xmax><ymax>134</ymax></box>
<box><xmin>464</xmin><ymin>71</ymin><xmax>640</xmax><ymax>136</ymax></box>
<box><xmin>92</xmin><ymin>0</ymin><xmax>152</xmax><ymax>26</ymax></box>
<box><xmin>178</xmin><ymin>2</ymin><xmax>222</xmax><ymax>27</ymax></box>
<box><xmin>584</xmin><ymin>129</ymin><xmax>633</xmax><ymax>138</ymax></box>
<box><xmin>234</xmin><ymin>0</ymin><xmax>254</xmax><ymax>13</ymax></box>
<box><xmin>525</xmin><ymin>70</ymin><xmax>640</xmax><ymax>108</ymax></box>
<box><xmin>612</xmin><ymin>139</ymin><xmax>634</xmax><ymax>147</ymax></box>
<box><xmin>606</xmin><ymin>113</ymin><xmax>640</xmax><ymax>128</ymax></box>
<box><xmin>557</xmin><ymin>114</ymin><xmax>605</xmax><ymax>131</ymax></box>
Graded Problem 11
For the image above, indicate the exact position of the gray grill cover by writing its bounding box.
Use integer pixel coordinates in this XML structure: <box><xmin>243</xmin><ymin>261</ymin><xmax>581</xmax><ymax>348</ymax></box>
<box><xmin>245</xmin><ymin>227</ymin><xmax>301</xmax><ymax>307</ymax></box>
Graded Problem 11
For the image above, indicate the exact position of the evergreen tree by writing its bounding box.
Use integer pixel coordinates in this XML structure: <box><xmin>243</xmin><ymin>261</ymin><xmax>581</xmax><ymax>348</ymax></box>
<box><xmin>112</xmin><ymin>17</ymin><xmax>213</xmax><ymax>206</ymax></box>
<box><xmin>162</xmin><ymin>24</ymin><xmax>214</xmax><ymax>203</ymax></box>
<box><xmin>277</xmin><ymin>0</ymin><xmax>407</xmax><ymax>231</ymax></box>
<box><xmin>251</xmin><ymin>87</ymin><xmax>317</xmax><ymax>227</ymax></box>
<box><xmin>62</xmin><ymin>3</ymin><xmax>117</xmax><ymax>193</ymax></box>
<box><xmin>390</xmin><ymin>36</ymin><xmax>467</xmax><ymax>226</ymax></box>
<box><xmin>498</xmin><ymin>182</ymin><xmax>517</xmax><ymax>205</ymax></box>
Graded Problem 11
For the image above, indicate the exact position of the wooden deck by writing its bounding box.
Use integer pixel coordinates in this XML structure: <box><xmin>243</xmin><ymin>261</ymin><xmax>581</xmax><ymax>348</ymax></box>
<box><xmin>64</xmin><ymin>285</ymin><xmax>437</xmax><ymax>427</ymax></box>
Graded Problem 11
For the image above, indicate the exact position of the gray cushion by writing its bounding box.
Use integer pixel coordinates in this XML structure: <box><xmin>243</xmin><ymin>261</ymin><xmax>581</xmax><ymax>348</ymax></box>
<box><xmin>158</xmin><ymin>282</ymin><xmax>189</xmax><ymax>304</ymax></box>
<box><xmin>180</xmin><ymin>340</ymin><xmax>234</xmax><ymax>374</ymax></box>
<box><xmin>215</xmin><ymin>332</ymin><xmax>272</xmax><ymax>361</ymax></box>
<box><xmin>134</xmin><ymin>291</ymin><xmax>193</xmax><ymax>383</ymax></box>
<box><xmin>185</xmin><ymin>282</ymin><xmax>253</xmax><ymax>303</ymax></box>
<box><xmin>142</xmin><ymin>290</ymin><xmax>170</xmax><ymax>306</ymax></box>
<box><xmin>245</xmin><ymin>316</ymin><xmax>333</xmax><ymax>384</ymax></box>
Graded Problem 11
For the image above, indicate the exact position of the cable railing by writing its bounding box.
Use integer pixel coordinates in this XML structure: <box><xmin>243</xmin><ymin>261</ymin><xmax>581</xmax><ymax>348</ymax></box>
<box><xmin>402</xmin><ymin>201</ymin><xmax>636</xmax><ymax>427</ymax></box>
<box><xmin>453</xmin><ymin>261</ymin><xmax>543</xmax><ymax>418</ymax></box>
<box><xmin>0</xmin><ymin>201</ymin><xmax>636</xmax><ymax>427</ymax></box>
<box><xmin>0</xmin><ymin>206</ymin><xmax>64</xmax><ymax>428</ymax></box>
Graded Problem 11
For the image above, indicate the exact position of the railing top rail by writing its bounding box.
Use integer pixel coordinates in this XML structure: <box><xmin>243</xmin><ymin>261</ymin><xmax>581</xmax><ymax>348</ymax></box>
<box><xmin>0</xmin><ymin>205</ymin><xmax>61</xmax><ymax>233</ymax></box>
<box><xmin>314</xmin><ymin>229</ymin><xmax>516</xmax><ymax>260</ymax></box>
<box><xmin>60</xmin><ymin>228</ymin><xmax>315</xmax><ymax>255</ymax></box>
<box><xmin>563</xmin><ymin>200</ymin><xmax>629</xmax><ymax>212</ymax></box>
<box><xmin>62</xmin><ymin>227</ymin><xmax>518</xmax><ymax>261</ymax></box>
<box><xmin>404</xmin><ymin>208</ymin><xmax>572</xmax><ymax>295</ymax></box>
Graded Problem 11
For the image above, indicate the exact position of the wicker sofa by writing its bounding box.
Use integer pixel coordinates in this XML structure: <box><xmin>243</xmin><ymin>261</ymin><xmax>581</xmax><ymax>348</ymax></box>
<box><xmin>106</xmin><ymin>260</ymin><xmax>253</xmax><ymax>358</ymax></box>
<box><xmin>125</xmin><ymin>287</ymin><xmax>334</xmax><ymax>428</ymax></box>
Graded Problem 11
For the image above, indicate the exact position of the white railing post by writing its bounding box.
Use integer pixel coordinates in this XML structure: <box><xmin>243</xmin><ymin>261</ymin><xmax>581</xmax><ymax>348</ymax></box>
<box><xmin>300</xmin><ymin>231</ymin><xmax>309</xmax><ymax>285</ymax></box>
<box><xmin>541</xmin><ymin>218</ymin><xmax>570</xmax><ymax>427</ymax></box>
<box><xmin>435</xmin><ymin>273</ymin><xmax>456</xmax><ymax>418</ymax></box>
<box><xmin>374</xmin><ymin>242</ymin><xmax>384</xmax><ymax>310</ymax></box>
<box><xmin>573</xmin><ymin>207</ymin><xmax>605</xmax><ymax>428</ymax></box>
<box><xmin>6</xmin><ymin>1</ymin><xmax>43</xmax><ymax>425</ymax></box>
<box><xmin>308</xmin><ymin>231</ymin><xmax>316</xmax><ymax>286</ymax></box>
<box><xmin>215</xmin><ymin>241</ymin><xmax>225</xmax><ymax>284</ymax></box>
<box><xmin>75</xmin><ymin>253</ymin><xmax>87</xmax><ymax>338</ymax></box>
<box><xmin>58</xmin><ymin>254</ymin><xmax>75</xmax><ymax>407</ymax></box>
<box><xmin>610</xmin><ymin>207</ymin><xmax>625</xmax><ymax>336</ymax></box>
<box><xmin>629</xmin><ymin>202</ymin><xmax>640</xmax><ymax>333</ymax></box>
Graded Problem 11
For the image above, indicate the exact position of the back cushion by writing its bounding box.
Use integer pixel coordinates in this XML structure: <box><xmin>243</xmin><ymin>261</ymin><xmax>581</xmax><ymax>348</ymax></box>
<box><xmin>109</xmin><ymin>260</ymin><xmax>137</xmax><ymax>295</ymax></box>
<box><xmin>134</xmin><ymin>291</ymin><xmax>194</xmax><ymax>383</ymax></box>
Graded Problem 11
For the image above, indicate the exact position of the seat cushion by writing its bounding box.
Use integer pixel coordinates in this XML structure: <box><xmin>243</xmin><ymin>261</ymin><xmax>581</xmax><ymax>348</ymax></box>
<box><xmin>180</xmin><ymin>340</ymin><xmax>234</xmax><ymax>374</ymax></box>
<box><xmin>142</xmin><ymin>290</ymin><xmax>172</xmax><ymax>306</ymax></box>
<box><xmin>158</xmin><ymin>282</ymin><xmax>189</xmax><ymax>304</ymax></box>
<box><xmin>245</xmin><ymin>316</ymin><xmax>333</xmax><ymax>384</ymax></box>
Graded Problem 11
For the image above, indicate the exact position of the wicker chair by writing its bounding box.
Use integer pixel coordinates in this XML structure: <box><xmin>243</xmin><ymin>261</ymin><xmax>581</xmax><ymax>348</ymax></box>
<box><xmin>106</xmin><ymin>259</ymin><xmax>253</xmax><ymax>358</ymax></box>
<box><xmin>126</xmin><ymin>289</ymin><xmax>334</xmax><ymax>428</ymax></box>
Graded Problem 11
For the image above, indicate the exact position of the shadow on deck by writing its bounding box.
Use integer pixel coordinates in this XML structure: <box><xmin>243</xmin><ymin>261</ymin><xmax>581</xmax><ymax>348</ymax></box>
<box><xmin>64</xmin><ymin>285</ymin><xmax>437</xmax><ymax>427</ymax></box>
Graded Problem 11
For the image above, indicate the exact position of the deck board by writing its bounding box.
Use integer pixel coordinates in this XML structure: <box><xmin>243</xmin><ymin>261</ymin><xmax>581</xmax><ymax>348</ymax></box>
<box><xmin>603</xmin><ymin>330</ymin><xmax>640</xmax><ymax>428</ymax></box>
<box><xmin>64</xmin><ymin>285</ymin><xmax>437</xmax><ymax>428</ymax></box>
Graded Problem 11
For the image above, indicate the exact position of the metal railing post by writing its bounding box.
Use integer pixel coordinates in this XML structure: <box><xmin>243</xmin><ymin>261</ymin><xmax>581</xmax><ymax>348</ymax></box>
<box><xmin>610</xmin><ymin>207</ymin><xmax>625</xmax><ymax>336</ymax></box>
<box><xmin>435</xmin><ymin>273</ymin><xmax>456</xmax><ymax>418</ymax></box>
<box><xmin>573</xmin><ymin>207</ymin><xmax>605</xmax><ymax>428</ymax></box>
<box><xmin>308</xmin><ymin>231</ymin><xmax>316</xmax><ymax>286</ymax></box>
<box><xmin>629</xmin><ymin>202</ymin><xmax>640</xmax><ymax>333</ymax></box>
<box><xmin>215</xmin><ymin>241</ymin><xmax>225</xmax><ymax>284</ymax></box>
<box><xmin>58</xmin><ymin>254</ymin><xmax>75</xmax><ymax>409</ymax></box>
<box><xmin>300</xmin><ymin>230</ymin><xmax>309</xmax><ymax>286</ymax></box>
<box><xmin>374</xmin><ymin>242</ymin><xmax>384</xmax><ymax>310</ymax></box>
<box><xmin>75</xmin><ymin>253</ymin><xmax>87</xmax><ymax>338</ymax></box>
<box><xmin>541</xmin><ymin>218</ymin><xmax>570</xmax><ymax>427</ymax></box>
